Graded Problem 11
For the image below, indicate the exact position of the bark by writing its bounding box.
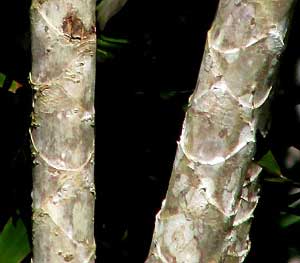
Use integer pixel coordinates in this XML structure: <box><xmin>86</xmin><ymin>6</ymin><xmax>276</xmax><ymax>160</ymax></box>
<box><xmin>146</xmin><ymin>1</ymin><xmax>297</xmax><ymax>262</ymax></box>
<box><xmin>30</xmin><ymin>1</ymin><xmax>96</xmax><ymax>262</ymax></box>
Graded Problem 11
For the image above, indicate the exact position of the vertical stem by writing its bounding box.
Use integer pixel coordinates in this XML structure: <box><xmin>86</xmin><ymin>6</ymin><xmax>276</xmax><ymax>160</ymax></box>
<box><xmin>146</xmin><ymin>1</ymin><xmax>296</xmax><ymax>262</ymax></box>
<box><xmin>30</xmin><ymin>1</ymin><xmax>96</xmax><ymax>262</ymax></box>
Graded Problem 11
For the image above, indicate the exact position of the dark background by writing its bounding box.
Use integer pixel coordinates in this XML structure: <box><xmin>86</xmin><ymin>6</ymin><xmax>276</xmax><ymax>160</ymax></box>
<box><xmin>1</xmin><ymin>1</ymin><xmax>300</xmax><ymax>262</ymax></box>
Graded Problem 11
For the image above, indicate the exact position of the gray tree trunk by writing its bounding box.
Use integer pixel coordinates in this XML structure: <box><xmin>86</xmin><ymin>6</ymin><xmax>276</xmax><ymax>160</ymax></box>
<box><xmin>146</xmin><ymin>1</ymin><xmax>297</xmax><ymax>262</ymax></box>
<box><xmin>30</xmin><ymin>0</ymin><xmax>96</xmax><ymax>262</ymax></box>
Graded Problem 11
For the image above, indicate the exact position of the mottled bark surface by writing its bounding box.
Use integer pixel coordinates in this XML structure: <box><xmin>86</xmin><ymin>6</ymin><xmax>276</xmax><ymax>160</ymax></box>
<box><xmin>146</xmin><ymin>1</ymin><xmax>296</xmax><ymax>262</ymax></box>
<box><xmin>30</xmin><ymin>1</ymin><xmax>96</xmax><ymax>262</ymax></box>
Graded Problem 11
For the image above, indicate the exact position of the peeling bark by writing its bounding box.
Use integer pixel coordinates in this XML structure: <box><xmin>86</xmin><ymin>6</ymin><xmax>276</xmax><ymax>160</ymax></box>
<box><xmin>30</xmin><ymin>1</ymin><xmax>96</xmax><ymax>262</ymax></box>
<box><xmin>146</xmin><ymin>1</ymin><xmax>297</xmax><ymax>262</ymax></box>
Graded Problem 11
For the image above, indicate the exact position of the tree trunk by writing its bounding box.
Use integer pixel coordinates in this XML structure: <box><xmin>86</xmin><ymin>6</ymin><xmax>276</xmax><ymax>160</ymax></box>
<box><xmin>146</xmin><ymin>1</ymin><xmax>297</xmax><ymax>262</ymax></box>
<box><xmin>30</xmin><ymin>1</ymin><xmax>96</xmax><ymax>262</ymax></box>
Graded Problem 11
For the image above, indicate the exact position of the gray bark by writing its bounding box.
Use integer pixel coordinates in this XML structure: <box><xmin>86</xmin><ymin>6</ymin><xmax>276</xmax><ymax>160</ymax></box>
<box><xmin>30</xmin><ymin>0</ymin><xmax>96</xmax><ymax>262</ymax></box>
<box><xmin>146</xmin><ymin>1</ymin><xmax>297</xmax><ymax>262</ymax></box>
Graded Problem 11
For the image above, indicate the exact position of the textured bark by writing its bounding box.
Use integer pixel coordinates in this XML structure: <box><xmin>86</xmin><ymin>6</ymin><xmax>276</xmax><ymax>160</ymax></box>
<box><xmin>30</xmin><ymin>1</ymin><xmax>96</xmax><ymax>262</ymax></box>
<box><xmin>146</xmin><ymin>1</ymin><xmax>296</xmax><ymax>262</ymax></box>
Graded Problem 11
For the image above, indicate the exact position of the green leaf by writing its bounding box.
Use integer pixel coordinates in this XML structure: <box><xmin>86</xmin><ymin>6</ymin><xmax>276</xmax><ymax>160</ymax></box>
<box><xmin>97</xmin><ymin>36</ymin><xmax>129</xmax><ymax>50</ymax></box>
<box><xmin>0</xmin><ymin>217</ymin><xmax>31</xmax><ymax>263</ymax></box>
<box><xmin>159</xmin><ymin>90</ymin><xmax>177</xmax><ymax>100</ymax></box>
<box><xmin>257</xmin><ymin>150</ymin><xmax>282</xmax><ymax>176</ymax></box>
<box><xmin>96</xmin><ymin>48</ymin><xmax>115</xmax><ymax>62</ymax></box>
<box><xmin>8</xmin><ymin>80</ymin><xmax>23</xmax><ymax>94</ymax></box>
<box><xmin>121</xmin><ymin>229</ymin><xmax>128</xmax><ymax>241</ymax></box>
<box><xmin>100</xmin><ymin>35</ymin><xmax>129</xmax><ymax>44</ymax></box>
<box><xmin>0</xmin><ymin>72</ymin><xmax>23</xmax><ymax>93</ymax></box>
<box><xmin>279</xmin><ymin>213</ymin><xmax>300</xmax><ymax>228</ymax></box>
<box><xmin>96</xmin><ymin>35</ymin><xmax>129</xmax><ymax>62</ymax></box>
<box><xmin>97</xmin><ymin>39</ymin><xmax>123</xmax><ymax>49</ymax></box>
<box><xmin>0</xmin><ymin>72</ymin><xmax>6</xmax><ymax>88</ymax></box>
<box><xmin>263</xmin><ymin>176</ymin><xmax>292</xmax><ymax>184</ymax></box>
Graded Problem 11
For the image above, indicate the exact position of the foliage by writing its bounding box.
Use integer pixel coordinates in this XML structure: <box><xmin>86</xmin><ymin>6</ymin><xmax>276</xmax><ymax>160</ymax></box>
<box><xmin>0</xmin><ymin>72</ymin><xmax>23</xmax><ymax>93</ymax></box>
<box><xmin>257</xmin><ymin>150</ymin><xmax>300</xmax><ymax>228</ymax></box>
<box><xmin>97</xmin><ymin>34</ymin><xmax>129</xmax><ymax>62</ymax></box>
<box><xmin>0</xmin><ymin>216</ymin><xmax>31</xmax><ymax>263</ymax></box>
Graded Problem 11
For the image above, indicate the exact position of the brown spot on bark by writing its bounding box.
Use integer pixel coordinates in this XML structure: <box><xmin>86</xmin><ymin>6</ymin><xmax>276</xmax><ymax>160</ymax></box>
<box><xmin>89</xmin><ymin>25</ymin><xmax>96</xmax><ymax>34</ymax></box>
<box><xmin>214</xmin><ymin>27</ymin><xmax>220</xmax><ymax>40</ymax></box>
<box><xmin>38</xmin><ymin>0</ymin><xmax>47</xmax><ymax>5</ymax></box>
<box><xmin>63</xmin><ymin>253</ymin><xmax>74</xmax><ymax>262</ymax></box>
<box><xmin>62</xmin><ymin>12</ymin><xmax>93</xmax><ymax>40</ymax></box>
<box><xmin>218</xmin><ymin>128</ymin><xmax>228</xmax><ymax>138</ymax></box>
